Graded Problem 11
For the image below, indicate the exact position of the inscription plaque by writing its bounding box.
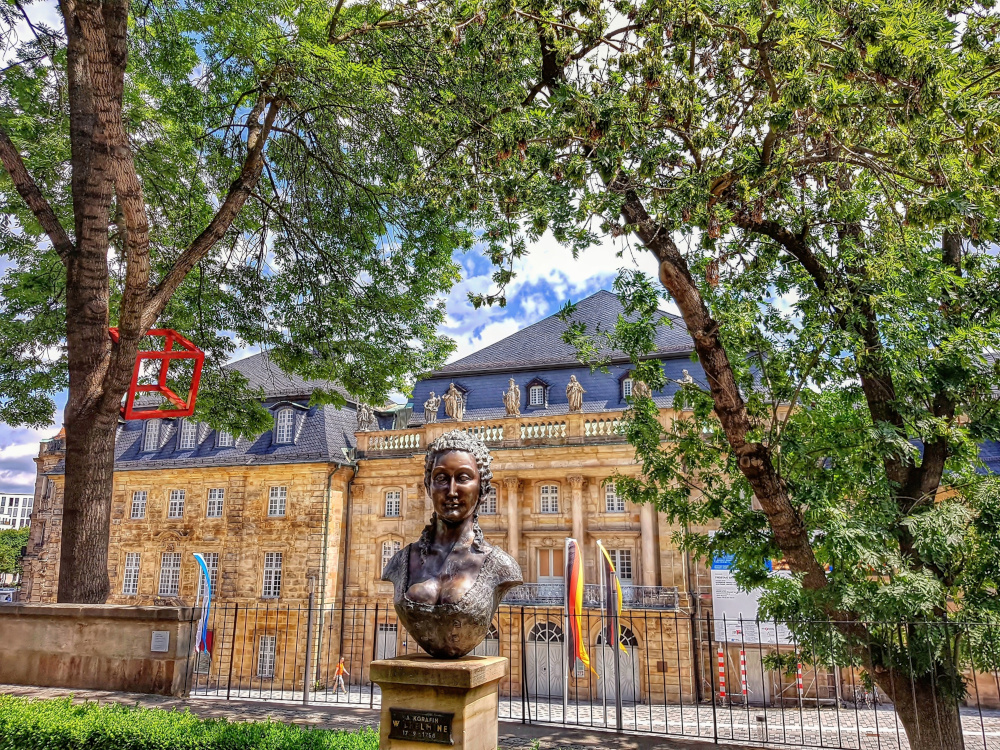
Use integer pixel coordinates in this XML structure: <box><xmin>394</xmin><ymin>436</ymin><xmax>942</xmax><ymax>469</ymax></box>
<box><xmin>388</xmin><ymin>708</ymin><xmax>454</xmax><ymax>745</ymax></box>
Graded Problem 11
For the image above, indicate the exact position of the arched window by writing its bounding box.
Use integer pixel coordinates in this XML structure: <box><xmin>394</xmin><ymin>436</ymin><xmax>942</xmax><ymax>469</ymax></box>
<box><xmin>274</xmin><ymin>408</ymin><xmax>294</xmax><ymax>444</ymax></box>
<box><xmin>539</xmin><ymin>484</ymin><xmax>559</xmax><ymax>514</ymax></box>
<box><xmin>480</xmin><ymin>485</ymin><xmax>497</xmax><ymax>515</ymax></box>
<box><xmin>381</xmin><ymin>539</ymin><xmax>401</xmax><ymax>573</ymax></box>
<box><xmin>596</xmin><ymin>626</ymin><xmax>639</xmax><ymax>647</ymax></box>
<box><xmin>622</xmin><ymin>378</ymin><xmax>634</xmax><ymax>398</ymax></box>
<box><xmin>529</xmin><ymin>385</ymin><xmax>545</xmax><ymax>406</ymax></box>
<box><xmin>528</xmin><ymin>621</ymin><xmax>564</xmax><ymax>642</ymax></box>
<box><xmin>605</xmin><ymin>482</ymin><xmax>625</xmax><ymax>513</ymax></box>
<box><xmin>384</xmin><ymin>490</ymin><xmax>401</xmax><ymax>517</ymax></box>
<box><xmin>142</xmin><ymin>420</ymin><xmax>160</xmax><ymax>452</ymax></box>
<box><xmin>178</xmin><ymin>419</ymin><xmax>198</xmax><ymax>450</ymax></box>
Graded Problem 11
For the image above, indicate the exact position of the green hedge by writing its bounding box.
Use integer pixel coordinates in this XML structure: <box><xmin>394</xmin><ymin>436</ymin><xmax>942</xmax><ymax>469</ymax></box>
<box><xmin>0</xmin><ymin>695</ymin><xmax>379</xmax><ymax>750</ymax></box>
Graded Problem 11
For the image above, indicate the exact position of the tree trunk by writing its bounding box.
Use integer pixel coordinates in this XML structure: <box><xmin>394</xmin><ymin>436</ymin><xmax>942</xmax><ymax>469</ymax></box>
<box><xmin>875</xmin><ymin>671</ymin><xmax>965</xmax><ymax>750</ymax></box>
<box><xmin>57</xmin><ymin>250</ymin><xmax>137</xmax><ymax>603</ymax></box>
<box><xmin>58</xmin><ymin>399</ymin><xmax>119</xmax><ymax>603</ymax></box>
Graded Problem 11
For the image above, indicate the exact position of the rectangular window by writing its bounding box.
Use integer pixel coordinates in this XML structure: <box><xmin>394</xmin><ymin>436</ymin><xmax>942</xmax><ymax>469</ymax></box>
<box><xmin>381</xmin><ymin>540</ymin><xmax>401</xmax><ymax>573</ymax></box>
<box><xmin>529</xmin><ymin>385</ymin><xmax>545</xmax><ymax>406</ymax></box>
<box><xmin>207</xmin><ymin>488</ymin><xmax>225</xmax><ymax>518</ymax></box>
<box><xmin>142</xmin><ymin>420</ymin><xmax>160</xmax><ymax>452</ymax></box>
<box><xmin>268</xmin><ymin>486</ymin><xmax>287</xmax><ymax>517</ymax></box>
<box><xmin>623</xmin><ymin>378</ymin><xmax>633</xmax><ymax>397</ymax></box>
<box><xmin>605</xmin><ymin>483</ymin><xmax>625</xmax><ymax>513</ymax></box>
<box><xmin>178</xmin><ymin>419</ymin><xmax>198</xmax><ymax>450</ymax></box>
<box><xmin>167</xmin><ymin>489</ymin><xmax>185</xmax><ymax>518</ymax></box>
<box><xmin>611</xmin><ymin>549</ymin><xmax>633</xmax><ymax>582</ymax></box>
<box><xmin>198</xmin><ymin>552</ymin><xmax>219</xmax><ymax>599</ymax></box>
<box><xmin>158</xmin><ymin>552</ymin><xmax>181</xmax><ymax>596</ymax></box>
<box><xmin>275</xmin><ymin>409</ymin><xmax>294</xmax><ymax>444</ymax></box>
<box><xmin>539</xmin><ymin>484</ymin><xmax>559</xmax><ymax>514</ymax></box>
<box><xmin>481</xmin><ymin>485</ymin><xmax>497</xmax><ymax>515</ymax></box>
<box><xmin>257</xmin><ymin>635</ymin><xmax>276</xmax><ymax>678</ymax></box>
<box><xmin>216</xmin><ymin>431</ymin><xmax>234</xmax><ymax>448</ymax></box>
<box><xmin>538</xmin><ymin>548</ymin><xmax>565</xmax><ymax>582</ymax></box>
<box><xmin>262</xmin><ymin>552</ymin><xmax>282</xmax><ymax>598</ymax></box>
<box><xmin>122</xmin><ymin>552</ymin><xmax>141</xmax><ymax>595</ymax></box>
<box><xmin>130</xmin><ymin>490</ymin><xmax>148</xmax><ymax>519</ymax></box>
<box><xmin>384</xmin><ymin>490</ymin><xmax>401</xmax><ymax>517</ymax></box>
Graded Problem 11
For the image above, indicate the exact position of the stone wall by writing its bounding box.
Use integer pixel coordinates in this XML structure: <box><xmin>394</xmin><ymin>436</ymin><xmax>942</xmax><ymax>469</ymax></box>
<box><xmin>0</xmin><ymin>603</ymin><xmax>197</xmax><ymax>696</ymax></box>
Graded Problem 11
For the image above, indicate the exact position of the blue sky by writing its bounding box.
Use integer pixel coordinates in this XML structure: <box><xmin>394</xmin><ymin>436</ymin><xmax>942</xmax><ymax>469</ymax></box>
<box><xmin>0</xmin><ymin>232</ymin><xmax>665</xmax><ymax>493</ymax></box>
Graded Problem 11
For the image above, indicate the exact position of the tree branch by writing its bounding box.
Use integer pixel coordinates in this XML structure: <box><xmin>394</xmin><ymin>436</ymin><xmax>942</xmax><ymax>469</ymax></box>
<box><xmin>611</xmin><ymin>177</ymin><xmax>829</xmax><ymax>593</ymax></box>
<box><xmin>143</xmin><ymin>98</ymin><xmax>281</xmax><ymax>327</ymax></box>
<box><xmin>0</xmin><ymin>125</ymin><xmax>74</xmax><ymax>261</ymax></box>
<box><xmin>73</xmin><ymin>0</ymin><xmax>151</xmax><ymax>341</ymax></box>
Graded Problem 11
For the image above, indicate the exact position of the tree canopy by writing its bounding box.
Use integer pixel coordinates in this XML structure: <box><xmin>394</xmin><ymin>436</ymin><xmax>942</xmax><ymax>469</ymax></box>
<box><xmin>359</xmin><ymin>0</ymin><xmax>1000</xmax><ymax>746</ymax></box>
<box><xmin>0</xmin><ymin>0</ymin><xmax>471</xmax><ymax>601</ymax></box>
<box><xmin>0</xmin><ymin>527</ymin><xmax>30</xmax><ymax>577</ymax></box>
<box><xmin>0</xmin><ymin>0</ymin><xmax>466</xmax><ymax>435</ymax></box>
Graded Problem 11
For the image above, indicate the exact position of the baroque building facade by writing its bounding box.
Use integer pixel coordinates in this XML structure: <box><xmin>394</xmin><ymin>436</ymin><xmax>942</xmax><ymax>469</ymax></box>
<box><xmin>21</xmin><ymin>291</ymin><xmax>722</xmax><ymax>702</ymax></box>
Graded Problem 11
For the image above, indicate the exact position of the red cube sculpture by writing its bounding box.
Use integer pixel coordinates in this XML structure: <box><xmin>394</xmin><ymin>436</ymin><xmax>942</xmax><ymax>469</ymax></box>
<box><xmin>109</xmin><ymin>328</ymin><xmax>205</xmax><ymax>420</ymax></box>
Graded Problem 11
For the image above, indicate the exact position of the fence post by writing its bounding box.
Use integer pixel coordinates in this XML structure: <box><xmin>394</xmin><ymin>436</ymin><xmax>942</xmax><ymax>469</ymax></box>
<box><xmin>226</xmin><ymin>603</ymin><xmax>239</xmax><ymax>701</ymax></box>
<box><xmin>706</xmin><ymin>610</ymin><xmax>718</xmax><ymax>745</ymax></box>
<box><xmin>370</xmin><ymin>603</ymin><xmax>379</xmax><ymax>709</ymax></box>
<box><xmin>303</xmin><ymin>588</ymin><xmax>315</xmax><ymax>706</ymax></box>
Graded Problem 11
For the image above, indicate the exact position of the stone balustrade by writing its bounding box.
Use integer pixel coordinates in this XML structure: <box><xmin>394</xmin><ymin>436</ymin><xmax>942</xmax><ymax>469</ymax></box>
<box><xmin>359</xmin><ymin>410</ymin><xmax>647</xmax><ymax>456</ymax></box>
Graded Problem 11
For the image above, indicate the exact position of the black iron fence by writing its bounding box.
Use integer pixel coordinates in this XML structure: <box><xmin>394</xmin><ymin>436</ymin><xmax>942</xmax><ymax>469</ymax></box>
<box><xmin>185</xmin><ymin>603</ymin><xmax>1000</xmax><ymax>749</ymax></box>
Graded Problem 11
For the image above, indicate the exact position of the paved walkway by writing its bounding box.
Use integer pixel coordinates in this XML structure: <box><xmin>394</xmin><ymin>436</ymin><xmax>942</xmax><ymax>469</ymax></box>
<box><xmin>0</xmin><ymin>684</ymin><xmax>743</xmax><ymax>750</ymax></box>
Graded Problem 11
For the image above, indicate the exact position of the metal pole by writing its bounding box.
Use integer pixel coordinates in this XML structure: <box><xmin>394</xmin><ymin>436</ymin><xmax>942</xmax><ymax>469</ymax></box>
<box><xmin>707</xmin><ymin>609</ymin><xmax>718</xmax><ymax>745</ymax></box>
<box><xmin>303</xmin><ymin>588</ymin><xmax>316</xmax><ymax>705</ymax></box>
<box><xmin>563</xmin><ymin>537</ymin><xmax>570</xmax><ymax>725</ymax></box>
<box><xmin>612</xmin><ymin>620</ymin><xmax>623</xmax><ymax>732</ymax></box>
<box><xmin>226</xmin><ymin>603</ymin><xmax>238</xmax><ymax>701</ymax></box>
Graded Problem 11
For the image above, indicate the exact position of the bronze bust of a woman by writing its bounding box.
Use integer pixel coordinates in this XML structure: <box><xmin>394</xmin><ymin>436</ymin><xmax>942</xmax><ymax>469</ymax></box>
<box><xmin>381</xmin><ymin>430</ymin><xmax>522</xmax><ymax>658</ymax></box>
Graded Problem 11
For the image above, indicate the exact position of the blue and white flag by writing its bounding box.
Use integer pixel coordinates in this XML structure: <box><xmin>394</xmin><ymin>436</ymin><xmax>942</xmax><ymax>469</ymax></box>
<box><xmin>192</xmin><ymin>552</ymin><xmax>212</xmax><ymax>653</ymax></box>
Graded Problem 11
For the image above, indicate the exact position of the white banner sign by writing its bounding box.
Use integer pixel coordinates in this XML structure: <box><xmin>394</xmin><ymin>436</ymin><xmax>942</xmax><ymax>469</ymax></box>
<box><xmin>710</xmin><ymin>555</ymin><xmax>793</xmax><ymax>645</ymax></box>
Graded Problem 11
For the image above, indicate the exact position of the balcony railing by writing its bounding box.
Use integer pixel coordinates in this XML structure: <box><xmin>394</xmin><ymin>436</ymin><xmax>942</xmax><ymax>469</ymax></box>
<box><xmin>359</xmin><ymin>411</ymin><xmax>650</xmax><ymax>456</ymax></box>
<box><xmin>502</xmin><ymin>582</ymin><xmax>679</xmax><ymax>610</ymax></box>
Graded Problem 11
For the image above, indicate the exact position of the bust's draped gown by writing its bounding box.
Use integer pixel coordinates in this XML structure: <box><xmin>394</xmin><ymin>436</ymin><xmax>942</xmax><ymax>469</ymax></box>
<box><xmin>382</xmin><ymin>543</ymin><xmax>522</xmax><ymax>658</ymax></box>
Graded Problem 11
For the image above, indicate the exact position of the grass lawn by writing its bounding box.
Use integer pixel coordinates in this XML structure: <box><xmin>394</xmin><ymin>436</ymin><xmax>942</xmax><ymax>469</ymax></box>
<box><xmin>0</xmin><ymin>695</ymin><xmax>379</xmax><ymax>749</ymax></box>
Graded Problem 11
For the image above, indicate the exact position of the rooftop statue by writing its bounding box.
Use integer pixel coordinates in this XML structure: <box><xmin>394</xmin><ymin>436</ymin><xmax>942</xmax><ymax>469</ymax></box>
<box><xmin>356</xmin><ymin>402</ymin><xmax>377</xmax><ymax>432</ymax></box>
<box><xmin>566</xmin><ymin>375</ymin><xmax>585</xmax><ymax>412</ymax></box>
<box><xmin>423</xmin><ymin>391</ymin><xmax>441</xmax><ymax>424</ymax></box>
<box><xmin>442</xmin><ymin>382</ymin><xmax>465</xmax><ymax>422</ymax></box>
<box><xmin>503</xmin><ymin>378</ymin><xmax>521</xmax><ymax>417</ymax></box>
<box><xmin>382</xmin><ymin>430</ymin><xmax>522</xmax><ymax>658</ymax></box>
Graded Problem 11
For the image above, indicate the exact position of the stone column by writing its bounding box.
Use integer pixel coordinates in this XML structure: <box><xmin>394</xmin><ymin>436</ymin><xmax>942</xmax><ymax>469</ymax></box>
<box><xmin>568</xmin><ymin>475</ymin><xmax>585</xmax><ymax>545</ymax></box>
<box><xmin>503</xmin><ymin>478</ymin><xmax>521</xmax><ymax>565</ymax></box>
<box><xmin>640</xmin><ymin>502</ymin><xmax>658</xmax><ymax>586</ymax></box>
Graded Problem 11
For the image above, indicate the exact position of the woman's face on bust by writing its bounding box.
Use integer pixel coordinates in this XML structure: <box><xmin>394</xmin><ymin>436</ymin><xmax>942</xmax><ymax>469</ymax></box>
<box><xmin>429</xmin><ymin>449</ymin><xmax>480</xmax><ymax>525</ymax></box>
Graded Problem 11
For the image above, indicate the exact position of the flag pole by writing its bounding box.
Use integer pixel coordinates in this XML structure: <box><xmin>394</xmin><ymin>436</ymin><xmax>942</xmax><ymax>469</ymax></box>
<box><xmin>598</xmin><ymin>539</ymin><xmax>624</xmax><ymax>732</ymax></box>
<box><xmin>563</xmin><ymin>536</ymin><xmax>570</xmax><ymax>724</ymax></box>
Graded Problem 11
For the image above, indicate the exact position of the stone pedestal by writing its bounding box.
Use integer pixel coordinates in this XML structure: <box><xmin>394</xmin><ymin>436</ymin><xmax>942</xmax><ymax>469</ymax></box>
<box><xmin>370</xmin><ymin>655</ymin><xmax>507</xmax><ymax>750</ymax></box>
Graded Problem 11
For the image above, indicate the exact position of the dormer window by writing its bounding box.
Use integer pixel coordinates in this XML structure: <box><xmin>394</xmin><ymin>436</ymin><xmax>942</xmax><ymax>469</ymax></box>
<box><xmin>142</xmin><ymin>420</ymin><xmax>160</xmax><ymax>452</ymax></box>
<box><xmin>525</xmin><ymin>377</ymin><xmax>549</xmax><ymax>408</ymax></box>
<box><xmin>274</xmin><ymin>408</ymin><xmax>294</xmax><ymax>444</ymax></box>
<box><xmin>622</xmin><ymin>378</ymin><xmax>634</xmax><ymax>398</ymax></box>
<box><xmin>216</xmin><ymin>431</ymin><xmax>234</xmax><ymax>448</ymax></box>
<box><xmin>178</xmin><ymin>419</ymin><xmax>198</xmax><ymax>450</ymax></box>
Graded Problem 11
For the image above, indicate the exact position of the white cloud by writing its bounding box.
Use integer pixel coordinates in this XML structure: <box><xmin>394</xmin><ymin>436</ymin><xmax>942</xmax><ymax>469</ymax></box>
<box><xmin>441</xmin><ymin>230</ymin><xmax>672</xmax><ymax>365</ymax></box>
<box><xmin>0</xmin><ymin>441</ymin><xmax>42</xmax><ymax>461</ymax></box>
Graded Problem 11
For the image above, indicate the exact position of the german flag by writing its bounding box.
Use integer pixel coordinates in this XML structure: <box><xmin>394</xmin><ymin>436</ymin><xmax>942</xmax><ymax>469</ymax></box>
<box><xmin>565</xmin><ymin>538</ymin><xmax>595</xmax><ymax>675</ymax></box>
<box><xmin>598</xmin><ymin>540</ymin><xmax>627</xmax><ymax>654</ymax></box>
